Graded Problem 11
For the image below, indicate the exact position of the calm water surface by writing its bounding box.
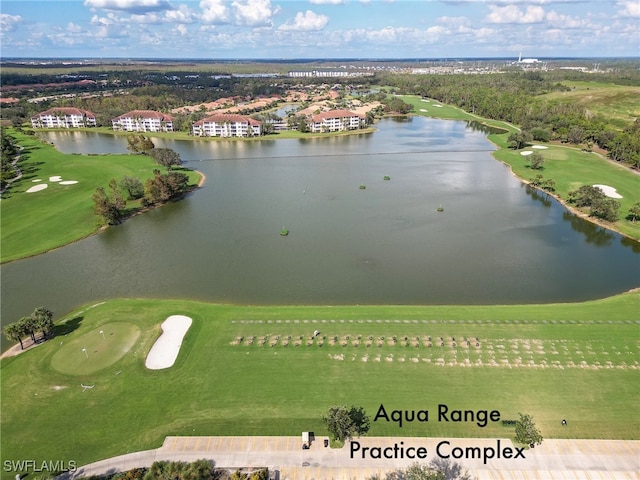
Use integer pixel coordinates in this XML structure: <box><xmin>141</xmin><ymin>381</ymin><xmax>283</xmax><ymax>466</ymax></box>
<box><xmin>2</xmin><ymin>117</ymin><xmax>638</xmax><ymax>347</ymax></box>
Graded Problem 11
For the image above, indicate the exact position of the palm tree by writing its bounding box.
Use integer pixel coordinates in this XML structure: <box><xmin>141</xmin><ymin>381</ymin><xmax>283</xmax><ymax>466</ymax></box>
<box><xmin>3</xmin><ymin>322</ymin><xmax>24</xmax><ymax>350</ymax></box>
<box><xmin>32</xmin><ymin>307</ymin><xmax>54</xmax><ymax>340</ymax></box>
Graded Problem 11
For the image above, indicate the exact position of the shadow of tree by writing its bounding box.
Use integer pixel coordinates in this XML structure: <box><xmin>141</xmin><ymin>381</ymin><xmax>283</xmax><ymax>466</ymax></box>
<box><xmin>53</xmin><ymin>316</ymin><xmax>84</xmax><ymax>337</ymax></box>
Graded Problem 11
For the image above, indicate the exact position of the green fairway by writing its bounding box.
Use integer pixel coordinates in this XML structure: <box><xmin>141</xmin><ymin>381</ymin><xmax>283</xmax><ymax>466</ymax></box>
<box><xmin>0</xmin><ymin>130</ymin><xmax>201</xmax><ymax>263</ymax></box>
<box><xmin>1</xmin><ymin>294</ymin><xmax>638</xmax><ymax>473</ymax></box>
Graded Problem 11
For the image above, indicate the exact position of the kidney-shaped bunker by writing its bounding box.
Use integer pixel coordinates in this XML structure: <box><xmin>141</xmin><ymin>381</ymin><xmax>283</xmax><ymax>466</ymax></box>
<box><xmin>145</xmin><ymin>315</ymin><xmax>192</xmax><ymax>370</ymax></box>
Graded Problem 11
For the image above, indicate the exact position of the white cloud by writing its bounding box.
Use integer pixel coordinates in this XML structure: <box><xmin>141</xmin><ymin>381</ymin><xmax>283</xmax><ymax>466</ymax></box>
<box><xmin>279</xmin><ymin>10</ymin><xmax>329</xmax><ymax>31</ymax></box>
<box><xmin>617</xmin><ymin>0</ymin><xmax>640</xmax><ymax>18</ymax></box>
<box><xmin>84</xmin><ymin>0</ymin><xmax>172</xmax><ymax>14</ymax></box>
<box><xmin>0</xmin><ymin>13</ymin><xmax>23</xmax><ymax>33</ymax></box>
<box><xmin>486</xmin><ymin>5</ymin><xmax>545</xmax><ymax>24</ymax></box>
<box><xmin>165</xmin><ymin>5</ymin><xmax>197</xmax><ymax>23</ymax></box>
<box><xmin>66</xmin><ymin>22</ymin><xmax>84</xmax><ymax>33</ymax></box>
<box><xmin>437</xmin><ymin>16</ymin><xmax>470</xmax><ymax>27</ymax></box>
<box><xmin>90</xmin><ymin>13</ymin><xmax>119</xmax><ymax>26</ymax></box>
<box><xmin>199</xmin><ymin>0</ymin><xmax>230</xmax><ymax>24</ymax></box>
<box><xmin>232</xmin><ymin>0</ymin><xmax>277</xmax><ymax>27</ymax></box>
<box><xmin>545</xmin><ymin>10</ymin><xmax>585</xmax><ymax>29</ymax></box>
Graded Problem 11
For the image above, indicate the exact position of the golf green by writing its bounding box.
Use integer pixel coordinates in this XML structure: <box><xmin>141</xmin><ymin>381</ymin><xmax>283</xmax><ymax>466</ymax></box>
<box><xmin>50</xmin><ymin>322</ymin><xmax>140</xmax><ymax>375</ymax></box>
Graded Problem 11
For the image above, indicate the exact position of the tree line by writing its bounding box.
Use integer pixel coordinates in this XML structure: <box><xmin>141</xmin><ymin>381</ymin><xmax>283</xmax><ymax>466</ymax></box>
<box><xmin>376</xmin><ymin>71</ymin><xmax>640</xmax><ymax>169</ymax></box>
<box><xmin>1</xmin><ymin>129</ymin><xmax>20</xmax><ymax>189</ymax></box>
<box><xmin>3</xmin><ymin>307</ymin><xmax>54</xmax><ymax>350</ymax></box>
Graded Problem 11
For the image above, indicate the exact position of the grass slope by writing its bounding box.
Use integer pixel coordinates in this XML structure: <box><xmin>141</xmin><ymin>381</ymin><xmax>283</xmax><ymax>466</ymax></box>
<box><xmin>540</xmin><ymin>81</ymin><xmax>640</xmax><ymax>129</ymax></box>
<box><xmin>1</xmin><ymin>130</ymin><xmax>201</xmax><ymax>263</ymax></box>
<box><xmin>1</xmin><ymin>294</ymin><xmax>638</xmax><ymax>473</ymax></box>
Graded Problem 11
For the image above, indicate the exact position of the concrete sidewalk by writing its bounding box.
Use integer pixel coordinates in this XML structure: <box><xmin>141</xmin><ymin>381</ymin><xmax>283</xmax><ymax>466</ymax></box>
<box><xmin>61</xmin><ymin>436</ymin><xmax>639</xmax><ymax>480</ymax></box>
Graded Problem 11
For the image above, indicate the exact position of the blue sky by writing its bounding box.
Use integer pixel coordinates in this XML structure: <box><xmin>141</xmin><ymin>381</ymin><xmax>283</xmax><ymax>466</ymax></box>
<box><xmin>1</xmin><ymin>0</ymin><xmax>638</xmax><ymax>59</ymax></box>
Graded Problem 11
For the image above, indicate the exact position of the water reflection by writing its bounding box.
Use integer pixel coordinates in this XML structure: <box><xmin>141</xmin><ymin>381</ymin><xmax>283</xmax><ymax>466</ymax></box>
<box><xmin>562</xmin><ymin>211</ymin><xmax>616</xmax><ymax>247</ymax></box>
<box><xmin>525</xmin><ymin>184</ymin><xmax>553</xmax><ymax>208</ymax></box>
<box><xmin>2</xmin><ymin>117</ymin><xmax>637</xmax><ymax>351</ymax></box>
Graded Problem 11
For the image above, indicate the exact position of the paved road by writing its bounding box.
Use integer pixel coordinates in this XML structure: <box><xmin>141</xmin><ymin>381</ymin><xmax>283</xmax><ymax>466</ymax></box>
<box><xmin>59</xmin><ymin>436</ymin><xmax>639</xmax><ymax>480</ymax></box>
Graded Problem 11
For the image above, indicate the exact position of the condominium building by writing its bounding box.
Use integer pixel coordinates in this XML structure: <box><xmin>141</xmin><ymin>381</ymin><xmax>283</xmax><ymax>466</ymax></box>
<box><xmin>112</xmin><ymin>110</ymin><xmax>174</xmax><ymax>132</ymax></box>
<box><xmin>30</xmin><ymin>107</ymin><xmax>96</xmax><ymax>128</ymax></box>
<box><xmin>192</xmin><ymin>114</ymin><xmax>263</xmax><ymax>137</ymax></box>
<box><xmin>309</xmin><ymin>109</ymin><xmax>366</xmax><ymax>133</ymax></box>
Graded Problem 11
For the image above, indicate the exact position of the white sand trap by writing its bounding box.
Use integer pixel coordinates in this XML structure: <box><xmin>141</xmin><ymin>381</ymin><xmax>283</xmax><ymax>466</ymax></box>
<box><xmin>49</xmin><ymin>176</ymin><xmax>62</xmax><ymax>182</ymax></box>
<box><xmin>593</xmin><ymin>184</ymin><xmax>623</xmax><ymax>199</ymax></box>
<box><xmin>26</xmin><ymin>184</ymin><xmax>48</xmax><ymax>193</ymax></box>
<box><xmin>421</xmin><ymin>99</ymin><xmax>430</xmax><ymax>102</ymax></box>
<box><xmin>420</xmin><ymin>109</ymin><xmax>428</xmax><ymax>112</ymax></box>
<box><xmin>32</xmin><ymin>179</ymin><xmax>42</xmax><ymax>182</ymax></box>
<box><xmin>145</xmin><ymin>315</ymin><xmax>192</xmax><ymax>370</ymax></box>
<box><xmin>532</xmin><ymin>145</ymin><xmax>548</xmax><ymax>149</ymax></box>
<box><xmin>520</xmin><ymin>151</ymin><xmax>533</xmax><ymax>156</ymax></box>
<box><xmin>60</xmin><ymin>180</ymin><xmax>78</xmax><ymax>185</ymax></box>
<box><xmin>433</xmin><ymin>104</ymin><xmax>443</xmax><ymax>107</ymax></box>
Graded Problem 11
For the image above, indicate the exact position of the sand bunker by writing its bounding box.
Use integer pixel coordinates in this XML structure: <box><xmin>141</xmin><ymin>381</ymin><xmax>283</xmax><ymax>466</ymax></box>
<box><xmin>420</xmin><ymin>109</ymin><xmax>428</xmax><ymax>112</ymax></box>
<box><xmin>532</xmin><ymin>145</ymin><xmax>548</xmax><ymax>149</ymax></box>
<box><xmin>520</xmin><ymin>151</ymin><xmax>533</xmax><ymax>156</ymax></box>
<box><xmin>24</xmin><ymin>176</ymin><xmax>79</xmax><ymax>194</ymax></box>
<box><xmin>593</xmin><ymin>184</ymin><xmax>623</xmax><ymax>199</ymax></box>
<box><xmin>145</xmin><ymin>315</ymin><xmax>192</xmax><ymax>370</ymax></box>
<box><xmin>27</xmin><ymin>184</ymin><xmax>48</xmax><ymax>193</ymax></box>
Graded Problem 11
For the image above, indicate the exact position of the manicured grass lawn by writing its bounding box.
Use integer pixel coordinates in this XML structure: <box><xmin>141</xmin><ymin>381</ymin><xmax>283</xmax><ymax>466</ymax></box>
<box><xmin>0</xmin><ymin>130</ymin><xmax>201</xmax><ymax>263</ymax></box>
<box><xmin>399</xmin><ymin>95</ymin><xmax>518</xmax><ymax>133</ymax></box>
<box><xmin>1</xmin><ymin>293</ymin><xmax>638</xmax><ymax>473</ymax></box>
<box><xmin>50</xmin><ymin>322</ymin><xmax>140</xmax><ymax>375</ymax></box>
<box><xmin>489</xmin><ymin>135</ymin><xmax>640</xmax><ymax>240</ymax></box>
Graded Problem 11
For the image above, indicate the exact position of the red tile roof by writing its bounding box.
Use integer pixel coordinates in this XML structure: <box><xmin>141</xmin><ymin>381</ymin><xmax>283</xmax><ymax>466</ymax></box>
<box><xmin>194</xmin><ymin>114</ymin><xmax>262</xmax><ymax>126</ymax></box>
<box><xmin>311</xmin><ymin>109</ymin><xmax>363</xmax><ymax>121</ymax></box>
<box><xmin>33</xmin><ymin>107</ymin><xmax>96</xmax><ymax>118</ymax></box>
<box><xmin>113</xmin><ymin>110</ymin><xmax>174</xmax><ymax>121</ymax></box>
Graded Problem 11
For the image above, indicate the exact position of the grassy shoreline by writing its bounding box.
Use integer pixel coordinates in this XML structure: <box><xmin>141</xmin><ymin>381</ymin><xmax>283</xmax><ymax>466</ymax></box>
<box><xmin>0</xmin><ymin>292</ymin><xmax>638</xmax><ymax>472</ymax></box>
<box><xmin>400</xmin><ymin>95</ymin><xmax>640</xmax><ymax>242</ymax></box>
<box><xmin>0</xmin><ymin>130</ymin><xmax>202</xmax><ymax>263</ymax></box>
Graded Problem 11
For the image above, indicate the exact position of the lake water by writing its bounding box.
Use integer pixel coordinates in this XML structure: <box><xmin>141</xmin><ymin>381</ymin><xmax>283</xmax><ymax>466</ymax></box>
<box><xmin>1</xmin><ymin>117</ymin><xmax>638</xmax><ymax>350</ymax></box>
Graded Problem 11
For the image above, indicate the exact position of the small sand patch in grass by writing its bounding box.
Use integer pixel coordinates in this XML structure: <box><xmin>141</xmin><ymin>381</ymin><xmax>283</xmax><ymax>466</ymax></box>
<box><xmin>60</xmin><ymin>180</ymin><xmax>78</xmax><ymax>185</ymax></box>
<box><xmin>32</xmin><ymin>179</ymin><xmax>42</xmax><ymax>182</ymax></box>
<box><xmin>593</xmin><ymin>184</ymin><xmax>623</xmax><ymax>199</ymax></box>
<box><xmin>49</xmin><ymin>176</ymin><xmax>62</xmax><ymax>182</ymax></box>
<box><xmin>520</xmin><ymin>151</ymin><xmax>533</xmax><ymax>156</ymax></box>
<box><xmin>26</xmin><ymin>184</ymin><xmax>48</xmax><ymax>193</ymax></box>
<box><xmin>532</xmin><ymin>145</ymin><xmax>548</xmax><ymax>149</ymax></box>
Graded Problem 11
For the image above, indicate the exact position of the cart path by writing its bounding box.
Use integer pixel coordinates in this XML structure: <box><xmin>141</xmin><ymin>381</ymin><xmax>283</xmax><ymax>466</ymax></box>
<box><xmin>56</xmin><ymin>436</ymin><xmax>639</xmax><ymax>479</ymax></box>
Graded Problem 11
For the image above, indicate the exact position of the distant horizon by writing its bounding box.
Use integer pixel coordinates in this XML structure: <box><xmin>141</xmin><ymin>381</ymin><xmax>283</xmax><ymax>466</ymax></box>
<box><xmin>3</xmin><ymin>55</ymin><xmax>639</xmax><ymax>62</ymax></box>
<box><xmin>1</xmin><ymin>1</ymin><xmax>638</xmax><ymax>59</ymax></box>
